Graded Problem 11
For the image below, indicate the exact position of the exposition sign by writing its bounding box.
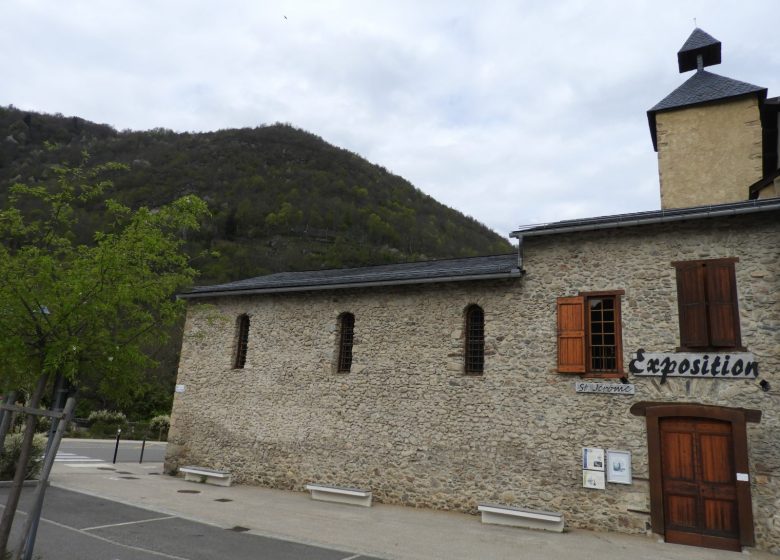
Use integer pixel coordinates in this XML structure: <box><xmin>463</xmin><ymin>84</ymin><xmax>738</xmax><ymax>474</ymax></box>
<box><xmin>629</xmin><ymin>349</ymin><xmax>758</xmax><ymax>381</ymax></box>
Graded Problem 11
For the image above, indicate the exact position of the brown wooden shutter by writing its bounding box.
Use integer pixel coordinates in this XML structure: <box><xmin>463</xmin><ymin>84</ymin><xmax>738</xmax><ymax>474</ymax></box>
<box><xmin>557</xmin><ymin>296</ymin><xmax>586</xmax><ymax>373</ymax></box>
<box><xmin>704</xmin><ymin>261</ymin><xmax>741</xmax><ymax>348</ymax></box>
<box><xmin>675</xmin><ymin>263</ymin><xmax>709</xmax><ymax>349</ymax></box>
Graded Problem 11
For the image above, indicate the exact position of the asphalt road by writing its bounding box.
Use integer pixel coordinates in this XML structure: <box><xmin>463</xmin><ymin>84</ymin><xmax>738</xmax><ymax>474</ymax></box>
<box><xmin>58</xmin><ymin>438</ymin><xmax>168</xmax><ymax>464</ymax></box>
<box><xmin>0</xmin><ymin>485</ymin><xmax>383</xmax><ymax>560</ymax></box>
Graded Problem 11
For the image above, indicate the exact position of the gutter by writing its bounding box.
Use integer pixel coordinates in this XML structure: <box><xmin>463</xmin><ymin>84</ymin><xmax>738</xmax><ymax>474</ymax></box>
<box><xmin>178</xmin><ymin>270</ymin><xmax>523</xmax><ymax>299</ymax></box>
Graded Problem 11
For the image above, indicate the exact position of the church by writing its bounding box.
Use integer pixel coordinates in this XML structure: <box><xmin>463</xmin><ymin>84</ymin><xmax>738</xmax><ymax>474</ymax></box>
<box><xmin>166</xmin><ymin>29</ymin><xmax>780</xmax><ymax>553</ymax></box>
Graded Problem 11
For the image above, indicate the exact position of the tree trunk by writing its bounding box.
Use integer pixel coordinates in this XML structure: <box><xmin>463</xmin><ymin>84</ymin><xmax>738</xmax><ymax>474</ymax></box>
<box><xmin>0</xmin><ymin>374</ymin><xmax>49</xmax><ymax>557</ymax></box>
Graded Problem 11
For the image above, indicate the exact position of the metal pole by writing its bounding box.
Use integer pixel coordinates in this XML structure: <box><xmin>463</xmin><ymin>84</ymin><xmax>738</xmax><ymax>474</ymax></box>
<box><xmin>112</xmin><ymin>429</ymin><xmax>121</xmax><ymax>464</ymax></box>
<box><xmin>139</xmin><ymin>437</ymin><xmax>146</xmax><ymax>464</ymax></box>
<box><xmin>22</xmin><ymin>374</ymin><xmax>66</xmax><ymax>560</ymax></box>
<box><xmin>14</xmin><ymin>397</ymin><xmax>76</xmax><ymax>560</ymax></box>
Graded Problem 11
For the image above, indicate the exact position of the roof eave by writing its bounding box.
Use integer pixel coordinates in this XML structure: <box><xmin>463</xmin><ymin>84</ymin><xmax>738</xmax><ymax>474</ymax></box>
<box><xmin>510</xmin><ymin>199</ymin><xmax>780</xmax><ymax>239</ymax></box>
<box><xmin>647</xmin><ymin>88</ymin><xmax>768</xmax><ymax>152</ymax></box>
<box><xmin>178</xmin><ymin>269</ymin><xmax>523</xmax><ymax>300</ymax></box>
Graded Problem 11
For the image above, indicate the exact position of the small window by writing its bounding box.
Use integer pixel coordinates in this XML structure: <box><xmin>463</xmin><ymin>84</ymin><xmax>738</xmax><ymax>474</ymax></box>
<box><xmin>464</xmin><ymin>304</ymin><xmax>485</xmax><ymax>374</ymax></box>
<box><xmin>337</xmin><ymin>313</ymin><xmax>355</xmax><ymax>373</ymax></box>
<box><xmin>233</xmin><ymin>314</ymin><xmax>250</xmax><ymax>369</ymax></box>
<box><xmin>673</xmin><ymin>258</ymin><xmax>741</xmax><ymax>350</ymax></box>
<box><xmin>557</xmin><ymin>292</ymin><xmax>623</xmax><ymax>375</ymax></box>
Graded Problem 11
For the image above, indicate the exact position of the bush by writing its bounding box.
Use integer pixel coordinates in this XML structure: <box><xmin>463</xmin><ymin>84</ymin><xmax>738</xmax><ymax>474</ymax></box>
<box><xmin>148</xmin><ymin>414</ymin><xmax>170</xmax><ymax>441</ymax></box>
<box><xmin>149</xmin><ymin>415</ymin><xmax>170</xmax><ymax>431</ymax></box>
<box><xmin>87</xmin><ymin>409</ymin><xmax>127</xmax><ymax>437</ymax></box>
<box><xmin>35</xmin><ymin>415</ymin><xmax>52</xmax><ymax>434</ymax></box>
<box><xmin>0</xmin><ymin>433</ymin><xmax>46</xmax><ymax>481</ymax></box>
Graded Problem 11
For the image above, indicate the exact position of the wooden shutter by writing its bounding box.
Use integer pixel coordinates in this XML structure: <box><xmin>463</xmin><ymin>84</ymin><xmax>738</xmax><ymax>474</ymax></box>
<box><xmin>557</xmin><ymin>296</ymin><xmax>586</xmax><ymax>373</ymax></box>
<box><xmin>675</xmin><ymin>263</ymin><xmax>709</xmax><ymax>349</ymax></box>
<box><xmin>705</xmin><ymin>261</ymin><xmax>741</xmax><ymax>348</ymax></box>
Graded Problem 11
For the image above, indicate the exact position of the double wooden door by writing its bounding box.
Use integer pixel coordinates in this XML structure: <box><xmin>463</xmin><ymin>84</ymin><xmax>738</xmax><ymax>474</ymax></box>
<box><xmin>659</xmin><ymin>417</ymin><xmax>741</xmax><ymax>551</ymax></box>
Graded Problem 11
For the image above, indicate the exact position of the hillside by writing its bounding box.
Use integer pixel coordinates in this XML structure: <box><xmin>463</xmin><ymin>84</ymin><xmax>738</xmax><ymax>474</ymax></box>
<box><xmin>0</xmin><ymin>106</ymin><xmax>512</xmax><ymax>285</ymax></box>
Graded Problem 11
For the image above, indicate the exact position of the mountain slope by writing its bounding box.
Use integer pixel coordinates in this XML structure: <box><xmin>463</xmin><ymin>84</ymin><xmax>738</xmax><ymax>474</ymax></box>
<box><xmin>0</xmin><ymin>106</ymin><xmax>512</xmax><ymax>284</ymax></box>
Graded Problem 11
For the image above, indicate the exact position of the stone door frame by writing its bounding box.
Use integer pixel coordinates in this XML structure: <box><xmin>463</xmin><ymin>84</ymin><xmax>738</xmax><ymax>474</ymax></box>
<box><xmin>630</xmin><ymin>401</ymin><xmax>761</xmax><ymax>549</ymax></box>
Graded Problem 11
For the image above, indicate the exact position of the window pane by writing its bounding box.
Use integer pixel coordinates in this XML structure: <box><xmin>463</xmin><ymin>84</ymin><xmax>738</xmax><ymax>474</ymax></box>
<box><xmin>465</xmin><ymin>305</ymin><xmax>485</xmax><ymax>374</ymax></box>
<box><xmin>587</xmin><ymin>295</ymin><xmax>619</xmax><ymax>372</ymax></box>
<box><xmin>234</xmin><ymin>315</ymin><xmax>250</xmax><ymax>369</ymax></box>
<box><xmin>337</xmin><ymin>313</ymin><xmax>355</xmax><ymax>372</ymax></box>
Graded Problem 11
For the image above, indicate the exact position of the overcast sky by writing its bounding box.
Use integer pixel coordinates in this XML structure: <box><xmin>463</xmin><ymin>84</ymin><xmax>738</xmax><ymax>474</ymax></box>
<box><xmin>2</xmin><ymin>1</ymin><xmax>778</xmax><ymax>239</ymax></box>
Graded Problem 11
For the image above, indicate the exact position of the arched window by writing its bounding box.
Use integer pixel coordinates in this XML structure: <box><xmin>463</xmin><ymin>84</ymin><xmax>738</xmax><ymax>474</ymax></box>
<box><xmin>337</xmin><ymin>312</ymin><xmax>355</xmax><ymax>373</ymax></box>
<box><xmin>234</xmin><ymin>314</ymin><xmax>250</xmax><ymax>369</ymax></box>
<box><xmin>464</xmin><ymin>305</ymin><xmax>484</xmax><ymax>374</ymax></box>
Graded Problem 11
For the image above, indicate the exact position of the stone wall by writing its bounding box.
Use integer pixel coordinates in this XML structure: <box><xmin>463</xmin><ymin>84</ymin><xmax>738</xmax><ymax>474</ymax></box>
<box><xmin>656</xmin><ymin>96</ymin><xmax>763</xmax><ymax>209</ymax></box>
<box><xmin>167</xmin><ymin>212</ymin><xmax>780</xmax><ymax>552</ymax></box>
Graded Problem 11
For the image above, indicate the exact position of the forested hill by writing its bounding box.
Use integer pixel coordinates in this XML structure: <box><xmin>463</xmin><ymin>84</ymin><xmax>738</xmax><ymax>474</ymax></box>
<box><xmin>0</xmin><ymin>106</ymin><xmax>512</xmax><ymax>284</ymax></box>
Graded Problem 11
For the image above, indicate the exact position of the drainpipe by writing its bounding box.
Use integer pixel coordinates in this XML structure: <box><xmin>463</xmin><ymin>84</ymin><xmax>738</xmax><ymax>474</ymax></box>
<box><xmin>514</xmin><ymin>235</ymin><xmax>524</xmax><ymax>273</ymax></box>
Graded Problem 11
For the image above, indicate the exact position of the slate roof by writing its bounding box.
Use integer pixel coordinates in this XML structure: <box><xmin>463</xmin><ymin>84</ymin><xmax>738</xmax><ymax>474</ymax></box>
<box><xmin>650</xmin><ymin>70</ymin><xmax>764</xmax><ymax>113</ymax></box>
<box><xmin>647</xmin><ymin>70</ymin><xmax>766</xmax><ymax>150</ymax></box>
<box><xmin>679</xmin><ymin>28</ymin><xmax>720</xmax><ymax>53</ymax></box>
<box><xmin>511</xmin><ymin>197</ymin><xmax>780</xmax><ymax>238</ymax></box>
<box><xmin>677</xmin><ymin>28</ymin><xmax>721</xmax><ymax>72</ymax></box>
<box><xmin>181</xmin><ymin>253</ymin><xmax>520</xmax><ymax>298</ymax></box>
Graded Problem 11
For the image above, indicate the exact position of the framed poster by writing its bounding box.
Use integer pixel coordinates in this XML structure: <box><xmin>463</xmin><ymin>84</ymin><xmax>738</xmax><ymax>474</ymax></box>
<box><xmin>582</xmin><ymin>469</ymin><xmax>606</xmax><ymax>489</ymax></box>
<box><xmin>606</xmin><ymin>450</ymin><xmax>632</xmax><ymax>484</ymax></box>
<box><xmin>582</xmin><ymin>447</ymin><xmax>605</xmax><ymax>471</ymax></box>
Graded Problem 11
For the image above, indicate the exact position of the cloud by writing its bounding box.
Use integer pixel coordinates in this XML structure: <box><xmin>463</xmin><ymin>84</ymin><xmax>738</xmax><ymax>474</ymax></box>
<box><xmin>1</xmin><ymin>0</ymin><xmax>777</xmax><ymax>239</ymax></box>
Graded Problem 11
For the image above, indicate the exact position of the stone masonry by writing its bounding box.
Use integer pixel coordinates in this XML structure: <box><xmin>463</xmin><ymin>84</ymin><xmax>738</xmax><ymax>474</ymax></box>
<box><xmin>167</xmin><ymin>211</ymin><xmax>780</xmax><ymax>552</ymax></box>
<box><xmin>656</xmin><ymin>96</ymin><xmax>764</xmax><ymax>209</ymax></box>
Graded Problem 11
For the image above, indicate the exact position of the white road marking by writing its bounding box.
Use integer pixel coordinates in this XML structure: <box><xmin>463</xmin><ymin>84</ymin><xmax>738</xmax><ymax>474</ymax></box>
<box><xmin>339</xmin><ymin>555</ymin><xmax>363</xmax><ymax>560</ymax></box>
<box><xmin>55</xmin><ymin>453</ymin><xmax>102</xmax><ymax>462</ymax></box>
<box><xmin>82</xmin><ymin>515</ymin><xmax>177</xmax><ymax>531</ymax></box>
<box><xmin>64</xmin><ymin>463</ymin><xmax>112</xmax><ymax>468</ymax></box>
<box><xmin>0</xmin><ymin>504</ymin><xmax>192</xmax><ymax>560</ymax></box>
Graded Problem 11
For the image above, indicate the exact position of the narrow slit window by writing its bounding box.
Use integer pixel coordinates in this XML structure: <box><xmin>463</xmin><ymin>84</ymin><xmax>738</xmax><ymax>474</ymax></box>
<box><xmin>337</xmin><ymin>313</ymin><xmax>355</xmax><ymax>373</ymax></box>
<box><xmin>465</xmin><ymin>305</ymin><xmax>485</xmax><ymax>374</ymax></box>
<box><xmin>234</xmin><ymin>314</ymin><xmax>250</xmax><ymax>369</ymax></box>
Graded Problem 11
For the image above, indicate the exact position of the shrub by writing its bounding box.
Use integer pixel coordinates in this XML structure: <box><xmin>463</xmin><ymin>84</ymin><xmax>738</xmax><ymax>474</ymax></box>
<box><xmin>87</xmin><ymin>410</ymin><xmax>127</xmax><ymax>424</ymax></box>
<box><xmin>87</xmin><ymin>409</ymin><xmax>127</xmax><ymax>437</ymax></box>
<box><xmin>35</xmin><ymin>415</ymin><xmax>52</xmax><ymax>434</ymax></box>
<box><xmin>149</xmin><ymin>415</ymin><xmax>170</xmax><ymax>431</ymax></box>
<box><xmin>149</xmin><ymin>414</ymin><xmax>170</xmax><ymax>441</ymax></box>
<box><xmin>0</xmin><ymin>433</ymin><xmax>46</xmax><ymax>481</ymax></box>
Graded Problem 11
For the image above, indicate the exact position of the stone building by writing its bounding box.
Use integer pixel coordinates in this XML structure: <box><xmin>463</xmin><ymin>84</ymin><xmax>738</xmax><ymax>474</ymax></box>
<box><xmin>166</xmin><ymin>29</ymin><xmax>780</xmax><ymax>553</ymax></box>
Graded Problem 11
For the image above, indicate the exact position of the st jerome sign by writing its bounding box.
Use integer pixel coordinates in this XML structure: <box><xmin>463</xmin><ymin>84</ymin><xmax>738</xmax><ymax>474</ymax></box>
<box><xmin>629</xmin><ymin>349</ymin><xmax>758</xmax><ymax>380</ymax></box>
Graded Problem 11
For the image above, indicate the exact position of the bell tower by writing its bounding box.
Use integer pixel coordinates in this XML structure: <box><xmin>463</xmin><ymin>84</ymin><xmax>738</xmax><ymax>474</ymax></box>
<box><xmin>647</xmin><ymin>29</ymin><xmax>767</xmax><ymax>209</ymax></box>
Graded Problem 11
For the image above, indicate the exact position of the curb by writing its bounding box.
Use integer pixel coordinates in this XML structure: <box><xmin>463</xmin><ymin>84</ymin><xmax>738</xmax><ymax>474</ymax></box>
<box><xmin>0</xmin><ymin>479</ymin><xmax>42</xmax><ymax>488</ymax></box>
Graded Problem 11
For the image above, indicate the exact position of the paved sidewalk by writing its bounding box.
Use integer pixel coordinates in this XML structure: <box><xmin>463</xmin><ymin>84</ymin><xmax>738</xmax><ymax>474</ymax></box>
<box><xmin>50</xmin><ymin>461</ymin><xmax>776</xmax><ymax>560</ymax></box>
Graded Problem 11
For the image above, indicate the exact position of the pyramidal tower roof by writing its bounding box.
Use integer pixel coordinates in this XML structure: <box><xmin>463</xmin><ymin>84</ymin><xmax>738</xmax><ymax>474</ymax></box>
<box><xmin>677</xmin><ymin>28</ymin><xmax>721</xmax><ymax>72</ymax></box>
<box><xmin>647</xmin><ymin>28</ymin><xmax>766</xmax><ymax>150</ymax></box>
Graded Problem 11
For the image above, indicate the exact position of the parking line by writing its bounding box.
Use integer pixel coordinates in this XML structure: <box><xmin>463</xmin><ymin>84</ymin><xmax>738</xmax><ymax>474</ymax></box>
<box><xmin>82</xmin><ymin>515</ymin><xmax>177</xmax><ymax>531</ymax></box>
<box><xmin>0</xmin><ymin>505</ymin><xmax>191</xmax><ymax>560</ymax></box>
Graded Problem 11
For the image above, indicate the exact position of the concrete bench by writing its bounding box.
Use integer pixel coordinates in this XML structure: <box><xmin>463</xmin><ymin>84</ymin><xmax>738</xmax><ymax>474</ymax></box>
<box><xmin>179</xmin><ymin>466</ymin><xmax>232</xmax><ymax>487</ymax></box>
<box><xmin>477</xmin><ymin>503</ymin><xmax>564</xmax><ymax>533</ymax></box>
<box><xmin>305</xmin><ymin>483</ymin><xmax>372</xmax><ymax>507</ymax></box>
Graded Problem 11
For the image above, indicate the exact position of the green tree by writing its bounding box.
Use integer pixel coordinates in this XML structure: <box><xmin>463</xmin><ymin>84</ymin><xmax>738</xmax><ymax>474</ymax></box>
<box><xmin>0</xmin><ymin>158</ymin><xmax>208</xmax><ymax>557</ymax></box>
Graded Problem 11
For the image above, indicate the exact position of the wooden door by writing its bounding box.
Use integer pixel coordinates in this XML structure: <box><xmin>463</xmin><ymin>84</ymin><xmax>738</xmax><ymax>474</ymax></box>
<box><xmin>660</xmin><ymin>417</ymin><xmax>741</xmax><ymax>551</ymax></box>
